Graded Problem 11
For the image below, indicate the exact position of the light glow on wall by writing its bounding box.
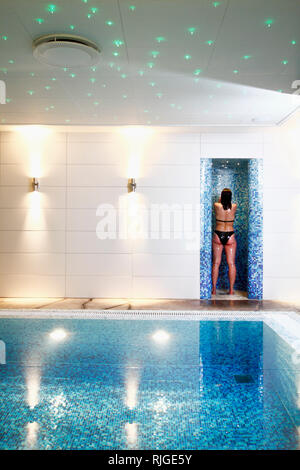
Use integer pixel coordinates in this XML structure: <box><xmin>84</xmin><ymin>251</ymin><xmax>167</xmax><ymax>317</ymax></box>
<box><xmin>27</xmin><ymin>191</ymin><xmax>41</xmax><ymax>221</ymax></box>
<box><xmin>30</xmin><ymin>152</ymin><xmax>42</xmax><ymax>179</ymax></box>
<box><xmin>16</xmin><ymin>127</ymin><xmax>52</xmax><ymax>226</ymax></box>
<box><xmin>127</xmin><ymin>153</ymin><xmax>140</xmax><ymax>179</ymax></box>
<box><xmin>121</xmin><ymin>126</ymin><xmax>153</xmax><ymax>179</ymax></box>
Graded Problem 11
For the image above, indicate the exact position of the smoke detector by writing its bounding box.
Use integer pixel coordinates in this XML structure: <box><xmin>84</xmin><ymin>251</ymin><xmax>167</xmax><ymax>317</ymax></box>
<box><xmin>33</xmin><ymin>34</ymin><xmax>101</xmax><ymax>67</ymax></box>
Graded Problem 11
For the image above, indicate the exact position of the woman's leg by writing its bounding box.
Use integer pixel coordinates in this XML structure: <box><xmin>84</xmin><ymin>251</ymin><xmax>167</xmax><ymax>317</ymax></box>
<box><xmin>224</xmin><ymin>235</ymin><xmax>237</xmax><ymax>295</ymax></box>
<box><xmin>212</xmin><ymin>233</ymin><xmax>223</xmax><ymax>295</ymax></box>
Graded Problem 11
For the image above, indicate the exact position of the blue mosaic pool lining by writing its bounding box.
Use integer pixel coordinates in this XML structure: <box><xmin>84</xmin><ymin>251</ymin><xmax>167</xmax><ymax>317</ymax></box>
<box><xmin>0</xmin><ymin>314</ymin><xmax>299</xmax><ymax>450</ymax></box>
<box><xmin>200</xmin><ymin>158</ymin><xmax>263</xmax><ymax>299</ymax></box>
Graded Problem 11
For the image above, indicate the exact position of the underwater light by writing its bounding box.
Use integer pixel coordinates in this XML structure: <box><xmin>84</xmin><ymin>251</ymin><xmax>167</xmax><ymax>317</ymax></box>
<box><xmin>49</xmin><ymin>328</ymin><xmax>68</xmax><ymax>342</ymax></box>
<box><xmin>152</xmin><ymin>330</ymin><xmax>170</xmax><ymax>344</ymax></box>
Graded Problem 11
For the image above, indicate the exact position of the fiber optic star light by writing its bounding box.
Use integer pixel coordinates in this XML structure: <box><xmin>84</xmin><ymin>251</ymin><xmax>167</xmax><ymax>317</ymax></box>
<box><xmin>46</xmin><ymin>4</ymin><xmax>57</xmax><ymax>14</ymax></box>
<box><xmin>113</xmin><ymin>39</ymin><xmax>124</xmax><ymax>47</ymax></box>
<box><xmin>264</xmin><ymin>18</ymin><xmax>274</xmax><ymax>28</ymax></box>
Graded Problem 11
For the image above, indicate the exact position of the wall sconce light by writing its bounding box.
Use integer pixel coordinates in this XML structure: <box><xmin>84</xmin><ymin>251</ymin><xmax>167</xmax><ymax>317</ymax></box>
<box><xmin>31</xmin><ymin>177</ymin><xmax>39</xmax><ymax>192</ymax></box>
<box><xmin>128</xmin><ymin>178</ymin><xmax>136</xmax><ymax>193</ymax></box>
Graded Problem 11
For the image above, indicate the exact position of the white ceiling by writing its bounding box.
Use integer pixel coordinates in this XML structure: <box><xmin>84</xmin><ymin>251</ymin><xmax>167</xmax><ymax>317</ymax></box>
<box><xmin>0</xmin><ymin>0</ymin><xmax>300</xmax><ymax>126</ymax></box>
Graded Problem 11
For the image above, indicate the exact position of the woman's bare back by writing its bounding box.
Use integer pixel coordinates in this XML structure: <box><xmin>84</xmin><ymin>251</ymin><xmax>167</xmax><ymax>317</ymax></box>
<box><xmin>214</xmin><ymin>202</ymin><xmax>237</xmax><ymax>232</ymax></box>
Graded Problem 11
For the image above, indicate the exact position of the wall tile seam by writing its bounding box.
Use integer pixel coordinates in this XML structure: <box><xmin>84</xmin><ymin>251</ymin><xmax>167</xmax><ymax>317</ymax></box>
<box><xmin>264</xmin><ymin>209</ymin><xmax>292</xmax><ymax>213</ymax></box>
<box><xmin>65</xmin><ymin>163</ymin><xmax>202</xmax><ymax>166</ymax></box>
<box><xmin>264</xmin><ymin>186</ymin><xmax>300</xmax><ymax>190</ymax></box>
<box><xmin>263</xmin><ymin>275</ymin><xmax>300</xmax><ymax>279</ymax></box>
<box><xmin>66</xmin><ymin>252</ymin><xmax>196</xmax><ymax>255</ymax></box>
<box><xmin>64</xmin><ymin>229</ymin><xmax>201</xmax><ymax>232</ymax></box>
<box><xmin>65</xmin><ymin>141</ymin><xmax>201</xmax><ymax>145</ymax></box>
<box><xmin>0</xmin><ymin>207</ymin><xmax>66</xmax><ymax>209</ymax></box>
<box><xmin>65</xmin><ymin>185</ymin><xmax>202</xmax><ymax>189</ymax></box>
<box><xmin>263</xmin><ymin>231</ymin><xmax>300</xmax><ymax>234</ymax></box>
<box><xmin>65</xmin><ymin>274</ymin><xmax>198</xmax><ymax>278</ymax></box>
<box><xmin>201</xmin><ymin>140</ymin><xmax>264</xmax><ymax>145</ymax></box>
<box><xmin>0</xmin><ymin>189</ymin><xmax>68</xmax><ymax>193</ymax></box>
<box><xmin>63</xmin><ymin>252</ymin><xmax>199</xmax><ymax>255</ymax></box>
<box><xmin>1</xmin><ymin>163</ymin><xmax>67</xmax><ymax>166</ymax></box>
<box><xmin>0</xmin><ymin>229</ymin><xmax>65</xmax><ymax>231</ymax></box>
<box><xmin>0</xmin><ymin>140</ymin><xmax>66</xmax><ymax>144</ymax></box>
<box><xmin>0</xmin><ymin>274</ymin><xmax>66</xmax><ymax>278</ymax></box>
<box><xmin>0</xmin><ymin>251</ymin><xmax>67</xmax><ymax>254</ymax></box>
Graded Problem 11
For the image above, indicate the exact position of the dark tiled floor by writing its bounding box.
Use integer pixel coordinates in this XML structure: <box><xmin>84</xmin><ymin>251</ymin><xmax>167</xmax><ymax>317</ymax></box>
<box><xmin>0</xmin><ymin>297</ymin><xmax>299</xmax><ymax>313</ymax></box>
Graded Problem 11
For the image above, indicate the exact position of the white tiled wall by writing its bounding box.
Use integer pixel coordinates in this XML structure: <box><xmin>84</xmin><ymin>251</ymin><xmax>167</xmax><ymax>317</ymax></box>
<box><xmin>0</xmin><ymin>125</ymin><xmax>299</xmax><ymax>301</ymax></box>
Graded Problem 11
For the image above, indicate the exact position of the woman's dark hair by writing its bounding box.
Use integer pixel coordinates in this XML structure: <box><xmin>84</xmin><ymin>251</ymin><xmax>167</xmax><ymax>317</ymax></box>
<box><xmin>221</xmin><ymin>188</ymin><xmax>232</xmax><ymax>210</ymax></box>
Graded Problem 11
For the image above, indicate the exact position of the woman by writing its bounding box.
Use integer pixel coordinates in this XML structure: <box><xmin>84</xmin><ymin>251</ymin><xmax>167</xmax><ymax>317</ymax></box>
<box><xmin>212</xmin><ymin>188</ymin><xmax>237</xmax><ymax>296</ymax></box>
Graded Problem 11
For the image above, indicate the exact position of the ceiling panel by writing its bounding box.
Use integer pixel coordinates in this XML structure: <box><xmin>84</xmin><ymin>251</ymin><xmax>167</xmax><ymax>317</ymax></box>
<box><xmin>0</xmin><ymin>0</ymin><xmax>299</xmax><ymax>126</ymax></box>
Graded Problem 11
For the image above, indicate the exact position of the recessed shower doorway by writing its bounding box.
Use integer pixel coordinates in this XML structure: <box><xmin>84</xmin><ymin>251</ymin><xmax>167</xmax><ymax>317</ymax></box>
<box><xmin>200</xmin><ymin>158</ymin><xmax>263</xmax><ymax>300</ymax></box>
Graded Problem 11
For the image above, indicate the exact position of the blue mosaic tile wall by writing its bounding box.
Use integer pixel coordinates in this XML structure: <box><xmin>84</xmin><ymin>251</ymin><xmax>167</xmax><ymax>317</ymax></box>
<box><xmin>212</xmin><ymin>159</ymin><xmax>249</xmax><ymax>292</ymax></box>
<box><xmin>248</xmin><ymin>158</ymin><xmax>263</xmax><ymax>299</ymax></box>
<box><xmin>200</xmin><ymin>159</ymin><xmax>212</xmax><ymax>299</ymax></box>
<box><xmin>200</xmin><ymin>158</ymin><xmax>263</xmax><ymax>299</ymax></box>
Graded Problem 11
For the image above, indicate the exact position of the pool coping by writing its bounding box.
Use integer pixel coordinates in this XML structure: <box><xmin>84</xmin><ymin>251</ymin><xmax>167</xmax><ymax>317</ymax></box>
<box><xmin>0</xmin><ymin>308</ymin><xmax>297</xmax><ymax>319</ymax></box>
<box><xmin>0</xmin><ymin>308</ymin><xmax>270</xmax><ymax>320</ymax></box>
<box><xmin>0</xmin><ymin>309</ymin><xmax>300</xmax><ymax>353</ymax></box>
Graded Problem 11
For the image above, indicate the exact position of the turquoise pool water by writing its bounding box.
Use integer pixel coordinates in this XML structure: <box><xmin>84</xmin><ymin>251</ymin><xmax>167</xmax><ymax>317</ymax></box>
<box><xmin>0</xmin><ymin>318</ymin><xmax>299</xmax><ymax>450</ymax></box>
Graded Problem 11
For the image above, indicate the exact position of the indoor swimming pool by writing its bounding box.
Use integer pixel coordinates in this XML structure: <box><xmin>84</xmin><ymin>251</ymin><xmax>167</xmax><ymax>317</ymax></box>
<box><xmin>0</xmin><ymin>312</ymin><xmax>299</xmax><ymax>450</ymax></box>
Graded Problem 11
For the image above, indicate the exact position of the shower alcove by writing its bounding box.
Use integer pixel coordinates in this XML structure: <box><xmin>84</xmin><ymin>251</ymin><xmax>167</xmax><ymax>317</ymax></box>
<box><xmin>200</xmin><ymin>158</ymin><xmax>263</xmax><ymax>300</ymax></box>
